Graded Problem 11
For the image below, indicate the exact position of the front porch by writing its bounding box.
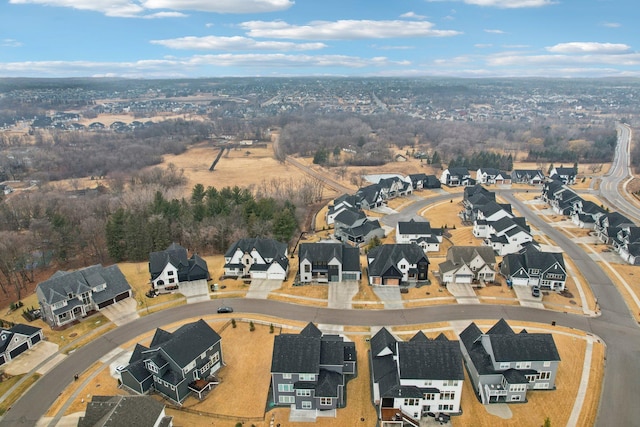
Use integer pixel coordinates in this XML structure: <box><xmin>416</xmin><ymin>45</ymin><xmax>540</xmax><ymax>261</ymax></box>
<box><xmin>188</xmin><ymin>376</ymin><xmax>220</xmax><ymax>400</ymax></box>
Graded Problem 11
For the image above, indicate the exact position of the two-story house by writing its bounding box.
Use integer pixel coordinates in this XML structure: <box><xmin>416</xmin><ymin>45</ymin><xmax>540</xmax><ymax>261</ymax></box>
<box><xmin>120</xmin><ymin>319</ymin><xmax>223</xmax><ymax>404</ymax></box>
<box><xmin>0</xmin><ymin>324</ymin><xmax>43</xmax><ymax>366</ymax></box>
<box><xmin>298</xmin><ymin>242</ymin><xmax>361</xmax><ymax>283</ymax></box>
<box><xmin>36</xmin><ymin>264</ymin><xmax>132</xmax><ymax>328</ymax></box>
<box><xmin>367</xmin><ymin>244</ymin><xmax>430</xmax><ymax>286</ymax></box>
<box><xmin>270</xmin><ymin>323</ymin><xmax>356</xmax><ymax>418</ymax></box>
<box><xmin>149</xmin><ymin>243</ymin><xmax>209</xmax><ymax>294</ymax></box>
<box><xmin>334</xmin><ymin>209</ymin><xmax>385</xmax><ymax>246</ymax></box>
<box><xmin>511</xmin><ymin>169</ymin><xmax>544</xmax><ymax>185</ymax></box>
<box><xmin>223</xmin><ymin>238</ymin><xmax>289</xmax><ymax>280</ymax></box>
<box><xmin>476</xmin><ymin>168</ymin><xmax>511</xmax><ymax>185</ymax></box>
<box><xmin>500</xmin><ymin>245</ymin><xmax>567</xmax><ymax>291</ymax></box>
<box><xmin>595</xmin><ymin>212</ymin><xmax>636</xmax><ymax>245</ymax></box>
<box><xmin>438</xmin><ymin>246</ymin><xmax>496</xmax><ymax>285</ymax></box>
<box><xmin>460</xmin><ymin>319</ymin><xmax>560</xmax><ymax>404</ymax></box>
<box><xmin>440</xmin><ymin>167</ymin><xmax>473</xmax><ymax>187</ymax></box>
<box><xmin>326</xmin><ymin>194</ymin><xmax>358</xmax><ymax>225</ymax></box>
<box><xmin>370</xmin><ymin>328</ymin><xmax>464</xmax><ymax>426</ymax></box>
<box><xmin>480</xmin><ymin>217</ymin><xmax>533</xmax><ymax>256</ymax></box>
<box><xmin>395</xmin><ymin>219</ymin><xmax>442</xmax><ymax>252</ymax></box>
<box><xmin>549</xmin><ymin>166</ymin><xmax>577</xmax><ymax>185</ymax></box>
<box><xmin>408</xmin><ymin>174</ymin><xmax>440</xmax><ymax>190</ymax></box>
<box><xmin>78</xmin><ymin>395</ymin><xmax>173</xmax><ymax>427</ymax></box>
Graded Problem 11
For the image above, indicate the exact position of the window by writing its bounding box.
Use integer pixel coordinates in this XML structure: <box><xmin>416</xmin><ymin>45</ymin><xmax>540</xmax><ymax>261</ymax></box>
<box><xmin>539</xmin><ymin>371</ymin><xmax>551</xmax><ymax>380</ymax></box>
<box><xmin>443</xmin><ymin>380</ymin><xmax>458</xmax><ymax>387</ymax></box>
<box><xmin>516</xmin><ymin>362</ymin><xmax>531</xmax><ymax>369</ymax></box>
<box><xmin>403</xmin><ymin>398</ymin><xmax>419</xmax><ymax>406</ymax></box>
<box><xmin>441</xmin><ymin>391</ymin><xmax>455</xmax><ymax>401</ymax></box>
<box><xmin>424</xmin><ymin>393</ymin><xmax>435</xmax><ymax>401</ymax></box>
<box><xmin>282</xmin><ymin>373</ymin><xmax>291</xmax><ymax>379</ymax></box>
<box><xmin>320</xmin><ymin>397</ymin><xmax>332</xmax><ymax>406</ymax></box>
<box><xmin>543</xmin><ymin>361</ymin><xmax>551</xmax><ymax>367</ymax></box>
<box><xmin>304</xmin><ymin>264</ymin><xmax>311</xmax><ymax>273</ymax></box>
<box><xmin>423</xmin><ymin>380</ymin><xmax>432</xmax><ymax>386</ymax></box>
<box><xmin>500</xmin><ymin>362</ymin><xmax>510</xmax><ymax>369</ymax></box>
<box><xmin>297</xmin><ymin>389</ymin><xmax>311</xmax><ymax>396</ymax></box>
<box><xmin>279</xmin><ymin>396</ymin><xmax>295</xmax><ymax>404</ymax></box>
<box><xmin>511</xmin><ymin>395</ymin><xmax>522</xmax><ymax>401</ymax></box>
<box><xmin>211</xmin><ymin>352</ymin><xmax>220</xmax><ymax>364</ymax></box>
<box><xmin>168</xmin><ymin>278</ymin><xmax>175</xmax><ymax>284</ymax></box>
<box><xmin>438</xmin><ymin>404</ymin><xmax>453</xmax><ymax>411</ymax></box>
<box><xmin>299</xmin><ymin>374</ymin><xmax>315</xmax><ymax>381</ymax></box>
<box><xmin>509</xmin><ymin>384</ymin><xmax>526</xmax><ymax>392</ymax></box>
<box><xmin>301</xmin><ymin>401</ymin><xmax>312</xmax><ymax>409</ymax></box>
<box><xmin>278</xmin><ymin>384</ymin><xmax>293</xmax><ymax>392</ymax></box>
<box><xmin>526</xmin><ymin>375</ymin><xmax>537</xmax><ymax>383</ymax></box>
<box><xmin>147</xmin><ymin>362</ymin><xmax>158</xmax><ymax>373</ymax></box>
<box><xmin>168</xmin><ymin>271</ymin><xmax>174</xmax><ymax>276</ymax></box>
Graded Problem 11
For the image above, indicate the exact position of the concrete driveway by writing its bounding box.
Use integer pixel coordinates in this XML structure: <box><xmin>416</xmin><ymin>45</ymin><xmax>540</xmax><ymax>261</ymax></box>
<box><xmin>446</xmin><ymin>282</ymin><xmax>480</xmax><ymax>304</ymax></box>
<box><xmin>100</xmin><ymin>297</ymin><xmax>140</xmax><ymax>326</ymax></box>
<box><xmin>3</xmin><ymin>341</ymin><xmax>59</xmax><ymax>376</ymax></box>
<box><xmin>246</xmin><ymin>279</ymin><xmax>282</xmax><ymax>299</ymax></box>
<box><xmin>328</xmin><ymin>281</ymin><xmax>359</xmax><ymax>309</ymax></box>
<box><xmin>178</xmin><ymin>279</ymin><xmax>210</xmax><ymax>303</ymax></box>
<box><xmin>512</xmin><ymin>285</ymin><xmax>545</xmax><ymax>309</ymax></box>
<box><xmin>372</xmin><ymin>286</ymin><xmax>403</xmax><ymax>309</ymax></box>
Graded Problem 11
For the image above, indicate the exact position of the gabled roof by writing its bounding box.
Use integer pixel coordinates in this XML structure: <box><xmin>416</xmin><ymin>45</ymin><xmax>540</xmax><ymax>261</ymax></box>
<box><xmin>397</xmin><ymin>219</ymin><xmax>434</xmax><ymax>235</ymax></box>
<box><xmin>334</xmin><ymin>209</ymin><xmax>366</xmax><ymax>227</ymax></box>
<box><xmin>149</xmin><ymin>243</ymin><xmax>189</xmax><ymax>280</ymax></box>
<box><xmin>298</xmin><ymin>243</ymin><xmax>361</xmax><ymax>272</ymax></box>
<box><xmin>224</xmin><ymin>237</ymin><xmax>288</xmax><ymax>259</ymax></box>
<box><xmin>409</xmin><ymin>330</ymin><xmax>429</xmax><ymax>342</ymax></box>
<box><xmin>554</xmin><ymin>167</ymin><xmax>577</xmax><ymax>176</ymax></box>
<box><xmin>368</xmin><ymin>244</ymin><xmax>429</xmax><ymax>277</ymax></box>
<box><xmin>490</xmin><ymin>334</ymin><xmax>560</xmax><ymax>362</ymax></box>
<box><xmin>447</xmin><ymin>167</ymin><xmax>470</xmax><ymax>177</ymax></box>
<box><xmin>9</xmin><ymin>324</ymin><xmax>41</xmax><ymax>336</ymax></box>
<box><xmin>446</xmin><ymin>245</ymin><xmax>496</xmax><ymax>265</ymax></box>
<box><xmin>146</xmin><ymin>319</ymin><xmax>221</xmax><ymax>369</ymax></box>
<box><xmin>300</xmin><ymin>322</ymin><xmax>323</xmax><ymax>338</ymax></box>
<box><xmin>397</xmin><ymin>340</ymin><xmax>464</xmax><ymax>381</ymax></box>
<box><xmin>459</xmin><ymin>322</ymin><xmax>483</xmax><ymax>350</ymax></box>
<box><xmin>486</xmin><ymin>318</ymin><xmax>515</xmax><ymax>335</ymax></box>
<box><xmin>370</xmin><ymin>327</ymin><xmax>397</xmax><ymax>357</ymax></box>
<box><xmin>78</xmin><ymin>395</ymin><xmax>168</xmax><ymax>427</ymax></box>
<box><xmin>314</xmin><ymin>369</ymin><xmax>343</xmax><ymax>398</ymax></box>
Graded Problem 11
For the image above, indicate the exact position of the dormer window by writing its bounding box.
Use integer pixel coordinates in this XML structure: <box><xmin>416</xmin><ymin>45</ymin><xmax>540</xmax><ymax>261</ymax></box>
<box><xmin>68</xmin><ymin>293</ymin><xmax>73</xmax><ymax>299</ymax></box>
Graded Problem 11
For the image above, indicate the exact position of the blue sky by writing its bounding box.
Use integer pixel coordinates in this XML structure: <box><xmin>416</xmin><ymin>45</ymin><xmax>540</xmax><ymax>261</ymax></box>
<box><xmin>0</xmin><ymin>0</ymin><xmax>638</xmax><ymax>78</ymax></box>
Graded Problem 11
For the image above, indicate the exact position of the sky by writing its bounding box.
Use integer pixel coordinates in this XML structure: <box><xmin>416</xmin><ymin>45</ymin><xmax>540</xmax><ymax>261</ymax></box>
<box><xmin>0</xmin><ymin>0</ymin><xmax>638</xmax><ymax>79</ymax></box>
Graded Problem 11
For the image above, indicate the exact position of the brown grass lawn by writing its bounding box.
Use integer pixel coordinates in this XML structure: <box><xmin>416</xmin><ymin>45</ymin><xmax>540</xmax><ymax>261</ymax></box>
<box><xmin>475</xmin><ymin>282</ymin><xmax>517</xmax><ymax>300</ymax></box>
<box><xmin>419</xmin><ymin>198</ymin><xmax>464</xmax><ymax>230</ymax></box>
<box><xmin>596</xmin><ymin>261</ymin><xmax>640</xmax><ymax>322</ymax></box>
<box><xmin>0</xmin><ymin>373</ymin><xmax>40</xmax><ymax>415</ymax></box>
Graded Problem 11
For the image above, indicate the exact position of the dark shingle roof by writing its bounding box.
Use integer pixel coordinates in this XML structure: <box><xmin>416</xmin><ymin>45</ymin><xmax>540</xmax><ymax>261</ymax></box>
<box><xmin>490</xmin><ymin>334</ymin><xmax>560</xmax><ymax>362</ymax></box>
<box><xmin>271</xmin><ymin>335</ymin><xmax>321</xmax><ymax>374</ymax></box>
<box><xmin>147</xmin><ymin>319</ymin><xmax>221</xmax><ymax>369</ymax></box>
<box><xmin>298</xmin><ymin>243</ymin><xmax>361</xmax><ymax>273</ymax></box>
<box><xmin>486</xmin><ymin>318</ymin><xmax>515</xmax><ymax>335</ymax></box>
<box><xmin>370</xmin><ymin>327</ymin><xmax>397</xmax><ymax>357</ymax></box>
<box><xmin>78</xmin><ymin>395</ymin><xmax>167</xmax><ymax>427</ymax></box>
<box><xmin>224</xmin><ymin>237</ymin><xmax>287</xmax><ymax>259</ymax></box>
<box><xmin>409</xmin><ymin>331</ymin><xmax>429</xmax><ymax>342</ymax></box>
<box><xmin>397</xmin><ymin>219</ymin><xmax>434</xmax><ymax>236</ymax></box>
<box><xmin>314</xmin><ymin>369</ymin><xmax>343</xmax><ymax>398</ymax></box>
<box><xmin>9</xmin><ymin>324</ymin><xmax>41</xmax><ymax>336</ymax></box>
<box><xmin>397</xmin><ymin>341</ymin><xmax>464</xmax><ymax>381</ymax></box>
<box><xmin>148</xmin><ymin>243</ymin><xmax>189</xmax><ymax>280</ymax></box>
<box><xmin>368</xmin><ymin>244</ymin><xmax>429</xmax><ymax>277</ymax></box>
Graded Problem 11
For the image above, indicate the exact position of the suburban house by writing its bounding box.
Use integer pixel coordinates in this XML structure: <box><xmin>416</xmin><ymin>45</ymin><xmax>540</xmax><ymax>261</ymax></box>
<box><xmin>511</xmin><ymin>169</ymin><xmax>544</xmax><ymax>185</ymax></box>
<box><xmin>500</xmin><ymin>245</ymin><xmax>567</xmax><ymax>291</ymax></box>
<box><xmin>334</xmin><ymin>209</ymin><xmax>385</xmax><ymax>246</ymax></box>
<box><xmin>270</xmin><ymin>323</ymin><xmax>356</xmax><ymax>418</ymax></box>
<box><xmin>440</xmin><ymin>167</ymin><xmax>474</xmax><ymax>187</ymax></box>
<box><xmin>438</xmin><ymin>246</ymin><xmax>496</xmax><ymax>285</ymax></box>
<box><xmin>120</xmin><ymin>319</ymin><xmax>223</xmax><ymax>404</ymax></box>
<box><xmin>355</xmin><ymin>184</ymin><xmax>385</xmax><ymax>210</ymax></box>
<box><xmin>223</xmin><ymin>238</ymin><xmax>289</xmax><ymax>280</ymax></box>
<box><xmin>0</xmin><ymin>324</ymin><xmax>43</xmax><ymax>366</ymax></box>
<box><xmin>378</xmin><ymin>176</ymin><xmax>412</xmax><ymax>199</ymax></box>
<box><xmin>479</xmin><ymin>217</ymin><xmax>533</xmax><ymax>256</ymax></box>
<box><xmin>78</xmin><ymin>395</ymin><xmax>173</xmax><ymax>427</ymax></box>
<box><xmin>367</xmin><ymin>244</ymin><xmax>430</xmax><ymax>286</ymax></box>
<box><xmin>149</xmin><ymin>243</ymin><xmax>209</xmax><ymax>294</ymax></box>
<box><xmin>326</xmin><ymin>195</ymin><xmax>358</xmax><ymax>225</ymax></box>
<box><xmin>460</xmin><ymin>319</ymin><xmax>560</xmax><ymax>404</ymax></box>
<box><xmin>595</xmin><ymin>212</ymin><xmax>636</xmax><ymax>245</ymax></box>
<box><xmin>395</xmin><ymin>219</ymin><xmax>442</xmax><ymax>252</ymax></box>
<box><xmin>612</xmin><ymin>226</ymin><xmax>640</xmax><ymax>265</ymax></box>
<box><xmin>570</xmin><ymin>199</ymin><xmax>605</xmax><ymax>229</ymax></box>
<box><xmin>549</xmin><ymin>166</ymin><xmax>577</xmax><ymax>185</ymax></box>
<box><xmin>370</xmin><ymin>328</ymin><xmax>464</xmax><ymax>426</ymax></box>
<box><xmin>476</xmin><ymin>168</ymin><xmax>511</xmax><ymax>185</ymax></box>
<box><xmin>36</xmin><ymin>264</ymin><xmax>132</xmax><ymax>328</ymax></box>
<box><xmin>298</xmin><ymin>242</ymin><xmax>362</xmax><ymax>283</ymax></box>
<box><xmin>408</xmin><ymin>174</ymin><xmax>441</xmax><ymax>190</ymax></box>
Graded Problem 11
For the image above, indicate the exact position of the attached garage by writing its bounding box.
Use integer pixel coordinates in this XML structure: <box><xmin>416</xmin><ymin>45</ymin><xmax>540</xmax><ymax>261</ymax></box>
<box><xmin>384</xmin><ymin>278</ymin><xmax>400</xmax><ymax>286</ymax></box>
<box><xmin>0</xmin><ymin>354</ymin><xmax>5</xmax><ymax>366</ymax></box>
<box><xmin>115</xmin><ymin>291</ymin><xmax>130</xmax><ymax>302</ymax></box>
<box><xmin>30</xmin><ymin>334</ymin><xmax>41</xmax><ymax>345</ymax></box>
<box><xmin>453</xmin><ymin>274</ymin><xmax>473</xmax><ymax>284</ymax></box>
<box><xmin>342</xmin><ymin>273</ymin><xmax>359</xmax><ymax>281</ymax></box>
<box><xmin>266</xmin><ymin>271</ymin><xmax>286</xmax><ymax>280</ymax></box>
<box><xmin>9</xmin><ymin>342</ymin><xmax>29</xmax><ymax>359</ymax></box>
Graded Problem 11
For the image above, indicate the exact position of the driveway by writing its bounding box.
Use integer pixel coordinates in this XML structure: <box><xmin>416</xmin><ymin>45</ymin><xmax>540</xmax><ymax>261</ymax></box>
<box><xmin>512</xmin><ymin>285</ymin><xmax>545</xmax><ymax>309</ymax></box>
<box><xmin>246</xmin><ymin>279</ymin><xmax>282</xmax><ymax>299</ymax></box>
<box><xmin>372</xmin><ymin>286</ymin><xmax>403</xmax><ymax>309</ymax></box>
<box><xmin>328</xmin><ymin>281</ymin><xmax>359</xmax><ymax>309</ymax></box>
<box><xmin>2</xmin><ymin>341</ymin><xmax>59</xmax><ymax>376</ymax></box>
<box><xmin>178</xmin><ymin>279</ymin><xmax>210</xmax><ymax>303</ymax></box>
<box><xmin>100</xmin><ymin>297</ymin><xmax>140</xmax><ymax>326</ymax></box>
<box><xmin>446</xmin><ymin>282</ymin><xmax>480</xmax><ymax>304</ymax></box>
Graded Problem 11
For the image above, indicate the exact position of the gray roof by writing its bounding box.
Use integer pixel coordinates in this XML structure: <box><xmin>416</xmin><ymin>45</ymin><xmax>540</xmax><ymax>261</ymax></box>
<box><xmin>446</xmin><ymin>246</ymin><xmax>496</xmax><ymax>266</ymax></box>
<box><xmin>224</xmin><ymin>237</ymin><xmax>287</xmax><ymax>259</ymax></box>
<box><xmin>271</xmin><ymin>335</ymin><xmax>321</xmax><ymax>374</ymax></box>
<box><xmin>144</xmin><ymin>319</ymin><xmax>221</xmax><ymax>369</ymax></box>
<box><xmin>36</xmin><ymin>264</ymin><xmax>131</xmax><ymax>306</ymax></box>
<box><xmin>368</xmin><ymin>244</ymin><xmax>429</xmax><ymax>277</ymax></box>
<box><xmin>298</xmin><ymin>243</ymin><xmax>361</xmax><ymax>273</ymax></box>
<box><xmin>314</xmin><ymin>369</ymin><xmax>343</xmax><ymax>398</ymax></box>
<box><xmin>490</xmin><ymin>334</ymin><xmax>561</xmax><ymax>362</ymax></box>
<box><xmin>397</xmin><ymin>341</ymin><xmax>464</xmax><ymax>381</ymax></box>
<box><xmin>397</xmin><ymin>219</ymin><xmax>434</xmax><ymax>236</ymax></box>
<box><xmin>370</xmin><ymin>327</ymin><xmax>397</xmax><ymax>357</ymax></box>
<box><xmin>149</xmin><ymin>242</ymin><xmax>189</xmax><ymax>280</ymax></box>
<box><xmin>9</xmin><ymin>324</ymin><xmax>41</xmax><ymax>337</ymax></box>
<box><xmin>78</xmin><ymin>395</ymin><xmax>168</xmax><ymax>427</ymax></box>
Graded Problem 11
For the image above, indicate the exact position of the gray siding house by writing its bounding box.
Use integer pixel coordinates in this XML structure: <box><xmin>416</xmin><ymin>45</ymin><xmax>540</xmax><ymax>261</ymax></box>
<box><xmin>120</xmin><ymin>319</ymin><xmax>223</xmax><ymax>404</ymax></box>
<box><xmin>271</xmin><ymin>323</ymin><xmax>356</xmax><ymax>418</ymax></box>
<box><xmin>459</xmin><ymin>319</ymin><xmax>560</xmax><ymax>404</ymax></box>
<box><xmin>0</xmin><ymin>324</ymin><xmax>43</xmax><ymax>366</ymax></box>
<box><xmin>367</xmin><ymin>244</ymin><xmax>429</xmax><ymax>286</ymax></box>
<box><xmin>298</xmin><ymin>242</ymin><xmax>361</xmax><ymax>283</ymax></box>
<box><xmin>36</xmin><ymin>264</ymin><xmax>132</xmax><ymax>328</ymax></box>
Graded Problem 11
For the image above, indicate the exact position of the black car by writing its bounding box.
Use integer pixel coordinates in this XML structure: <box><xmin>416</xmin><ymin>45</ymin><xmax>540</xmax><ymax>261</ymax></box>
<box><xmin>217</xmin><ymin>306</ymin><xmax>234</xmax><ymax>313</ymax></box>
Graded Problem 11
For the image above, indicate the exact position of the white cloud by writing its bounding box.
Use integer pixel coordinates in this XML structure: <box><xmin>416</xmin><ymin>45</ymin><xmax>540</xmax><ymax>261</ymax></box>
<box><xmin>475</xmin><ymin>44</ymin><xmax>493</xmax><ymax>48</ymax></box>
<box><xmin>400</xmin><ymin>11</ymin><xmax>427</xmax><ymax>20</ymax></box>
<box><xmin>484</xmin><ymin>29</ymin><xmax>505</xmax><ymax>34</ymax></box>
<box><xmin>144</xmin><ymin>11</ymin><xmax>187</xmax><ymax>18</ymax></box>
<box><xmin>370</xmin><ymin>44</ymin><xmax>415</xmax><ymax>50</ymax></box>
<box><xmin>239</xmin><ymin>20</ymin><xmax>461</xmax><ymax>40</ymax></box>
<box><xmin>9</xmin><ymin>0</ymin><xmax>293</xmax><ymax>17</ymax></box>
<box><xmin>427</xmin><ymin>0</ymin><xmax>554</xmax><ymax>7</ymax></box>
<box><xmin>150</xmin><ymin>36</ymin><xmax>326</xmax><ymax>51</ymax></box>
<box><xmin>142</xmin><ymin>0</ymin><xmax>293</xmax><ymax>13</ymax></box>
<box><xmin>546</xmin><ymin>42</ymin><xmax>630</xmax><ymax>54</ymax></box>
<box><xmin>486</xmin><ymin>51</ymin><xmax>640</xmax><ymax>67</ymax></box>
<box><xmin>2</xmin><ymin>38</ymin><xmax>23</xmax><ymax>47</ymax></box>
<box><xmin>601</xmin><ymin>22</ymin><xmax>621</xmax><ymax>28</ymax></box>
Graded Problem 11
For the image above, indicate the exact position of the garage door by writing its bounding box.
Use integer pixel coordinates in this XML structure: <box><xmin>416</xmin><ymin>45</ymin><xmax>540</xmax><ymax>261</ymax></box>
<box><xmin>454</xmin><ymin>274</ymin><xmax>472</xmax><ymax>284</ymax></box>
<box><xmin>0</xmin><ymin>354</ymin><xmax>5</xmax><ymax>366</ymax></box>
<box><xmin>30</xmin><ymin>334</ymin><xmax>41</xmax><ymax>345</ymax></box>
<box><xmin>10</xmin><ymin>342</ymin><xmax>29</xmax><ymax>359</ymax></box>
<box><xmin>267</xmin><ymin>272</ymin><xmax>286</xmax><ymax>280</ymax></box>
<box><xmin>384</xmin><ymin>278</ymin><xmax>400</xmax><ymax>286</ymax></box>
<box><xmin>342</xmin><ymin>273</ymin><xmax>358</xmax><ymax>281</ymax></box>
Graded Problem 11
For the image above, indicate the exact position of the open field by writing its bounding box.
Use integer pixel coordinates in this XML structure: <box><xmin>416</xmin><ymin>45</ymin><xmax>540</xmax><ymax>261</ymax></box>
<box><xmin>596</xmin><ymin>261</ymin><xmax>640</xmax><ymax>322</ymax></box>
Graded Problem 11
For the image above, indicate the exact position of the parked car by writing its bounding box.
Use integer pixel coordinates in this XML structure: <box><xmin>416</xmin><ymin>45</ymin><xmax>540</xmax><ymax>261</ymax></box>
<box><xmin>115</xmin><ymin>365</ymin><xmax>126</xmax><ymax>373</ymax></box>
<box><xmin>531</xmin><ymin>286</ymin><xmax>541</xmax><ymax>298</ymax></box>
<box><xmin>217</xmin><ymin>306</ymin><xmax>234</xmax><ymax>313</ymax></box>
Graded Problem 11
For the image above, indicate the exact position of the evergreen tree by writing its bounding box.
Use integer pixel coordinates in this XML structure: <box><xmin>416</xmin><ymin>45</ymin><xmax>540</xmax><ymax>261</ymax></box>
<box><xmin>106</xmin><ymin>208</ymin><xmax>127</xmax><ymax>262</ymax></box>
